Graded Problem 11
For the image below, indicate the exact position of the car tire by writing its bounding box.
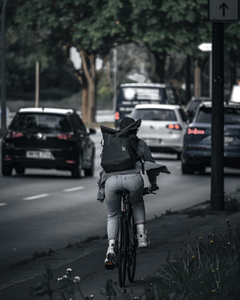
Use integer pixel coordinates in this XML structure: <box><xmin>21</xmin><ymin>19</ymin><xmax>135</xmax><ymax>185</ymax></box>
<box><xmin>84</xmin><ymin>153</ymin><xmax>95</xmax><ymax>177</ymax></box>
<box><xmin>15</xmin><ymin>165</ymin><xmax>25</xmax><ymax>175</ymax></box>
<box><xmin>71</xmin><ymin>155</ymin><xmax>82</xmax><ymax>178</ymax></box>
<box><xmin>181</xmin><ymin>161</ymin><xmax>195</xmax><ymax>174</ymax></box>
<box><xmin>2</xmin><ymin>164</ymin><xmax>12</xmax><ymax>176</ymax></box>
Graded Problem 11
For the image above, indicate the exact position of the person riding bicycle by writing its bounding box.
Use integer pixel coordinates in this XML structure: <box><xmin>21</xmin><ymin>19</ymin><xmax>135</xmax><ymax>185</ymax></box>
<box><xmin>97</xmin><ymin>117</ymin><xmax>170</xmax><ymax>265</ymax></box>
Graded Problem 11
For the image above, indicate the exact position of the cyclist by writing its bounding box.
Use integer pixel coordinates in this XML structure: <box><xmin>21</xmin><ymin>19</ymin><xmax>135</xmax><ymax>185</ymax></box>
<box><xmin>97</xmin><ymin>117</ymin><xmax>170</xmax><ymax>265</ymax></box>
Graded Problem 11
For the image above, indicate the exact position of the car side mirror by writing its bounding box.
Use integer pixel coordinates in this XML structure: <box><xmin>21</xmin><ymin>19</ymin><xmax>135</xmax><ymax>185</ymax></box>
<box><xmin>89</xmin><ymin>128</ymin><xmax>96</xmax><ymax>135</ymax></box>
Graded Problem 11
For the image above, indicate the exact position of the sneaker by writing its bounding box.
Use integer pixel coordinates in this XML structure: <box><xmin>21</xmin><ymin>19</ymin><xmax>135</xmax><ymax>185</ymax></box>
<box><xmin>104</xmin><ymin>246</ymin><xmax>115</xmax><ymax>264</ymax></box>
<box><xmin>137</xmin><ymin>231</ymin><xmax>148</xmax><ymax>248</ymax></box>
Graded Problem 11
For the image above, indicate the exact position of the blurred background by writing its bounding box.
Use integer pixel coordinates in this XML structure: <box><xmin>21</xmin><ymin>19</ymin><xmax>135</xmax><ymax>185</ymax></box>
<box><xmin>1</xmin><ymin>0</ymin><xmax>240</xmax><ymax>123</ymax></box>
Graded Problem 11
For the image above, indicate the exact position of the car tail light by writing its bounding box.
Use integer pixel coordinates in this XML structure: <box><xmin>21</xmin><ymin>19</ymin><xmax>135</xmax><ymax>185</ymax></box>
<box><xmin>115</xmin><ymin>112</ymin><xmax>120</xmax><ymax>120</ymax></box>
<box><xmin>57</xmin><ymin>133</ymin><xmax>76</xmax><ymax>140</ymax></box>
<box><xmin>187</xmin><ymin>128</ymin><xmax>206</xmax><ymax>135</ymax></box>
<box><xmin>66</xmin><ymin>160</ymin><xmax>75</xmax><ymax>164</ymax></box>
<box><xmin>6</xmin><ymin>131</ymin><xmax>23</xmax><ymax>138</ymax></box>
<box><xmin>166</xmin><ymin>124</ymin><xmax>182</xmax><ymax>130</ymax></box>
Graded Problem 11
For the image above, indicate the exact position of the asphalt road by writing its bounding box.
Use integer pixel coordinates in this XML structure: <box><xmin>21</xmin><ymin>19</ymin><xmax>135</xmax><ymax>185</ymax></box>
<box><xmin>0</xmin><ymin>128</ymin><xmax>240</xmax><ymax>283</ymax></box>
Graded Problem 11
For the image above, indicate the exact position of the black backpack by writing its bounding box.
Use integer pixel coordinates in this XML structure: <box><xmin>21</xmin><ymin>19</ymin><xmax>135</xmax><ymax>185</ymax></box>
<box><xmin>100</xmin><ymin>119</ymin><xmax>141</xmax><ymax>173</ymax></box>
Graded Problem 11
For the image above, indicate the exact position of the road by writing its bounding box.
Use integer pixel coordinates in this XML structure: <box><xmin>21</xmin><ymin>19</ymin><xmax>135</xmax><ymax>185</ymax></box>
<box><xmin>0</xmin><ymin>128</ymin><xmax>240</xmax><ymax>282</ymax></box>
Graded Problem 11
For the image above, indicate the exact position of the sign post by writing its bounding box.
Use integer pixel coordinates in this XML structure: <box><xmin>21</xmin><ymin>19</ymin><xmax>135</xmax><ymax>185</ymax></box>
<box><xmin>208</xmin><ymin>0</ymin><xmax>239</xmax><ymax>210</ymax></box>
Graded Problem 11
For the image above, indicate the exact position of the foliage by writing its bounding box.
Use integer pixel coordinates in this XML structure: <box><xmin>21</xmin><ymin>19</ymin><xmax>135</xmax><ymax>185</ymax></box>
<box><xmin>101</xmin><ymin>219</ymin><xmax>240</xmax><ymax>300</ymax></box>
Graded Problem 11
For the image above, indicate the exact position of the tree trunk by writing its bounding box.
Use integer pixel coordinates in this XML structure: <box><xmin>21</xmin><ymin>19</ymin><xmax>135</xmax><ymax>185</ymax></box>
<box><xmin>194</xmin><ymin>59</ymin><xmax>201</xmax><ymax>97</ymax></box>
<box><xmin>185</xmin><ymin>55</ymin><xmax>192</xmax><ymax>104</ymax></box>
<box><xmin>154</xmin><ymin>52</ymin><xmax>166</xmax><ymax>83</ymax></box>
<box><xmin>80</xmin><ymin>50</ymin><xmax>96</xmax><ymax>125</ymax></box>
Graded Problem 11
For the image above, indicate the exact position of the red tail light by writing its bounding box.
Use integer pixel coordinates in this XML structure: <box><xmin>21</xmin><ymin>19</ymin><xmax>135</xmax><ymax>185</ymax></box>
<box><xmin>166</xmin><ymin>124</ymin><xmax>182</xmax><ymax>130</ymax></box>
<box><xmin>6</xmin><ymin>131</ymin><xmax>23</xmax><ymax>138</ymax></box>
<box><xmin>57</xmin><ymin>133</ymin><xmax>76</xmax><ymax>140</ymax></box>
<box><xmin>115</xmin><ymin>112</ymin><xmax>120</xmax><ymax>120</ymax></box>
<box><xmin>187</xmin><ymin>128</ymin><xmax>206</xmax><ymax>135</ymax></box>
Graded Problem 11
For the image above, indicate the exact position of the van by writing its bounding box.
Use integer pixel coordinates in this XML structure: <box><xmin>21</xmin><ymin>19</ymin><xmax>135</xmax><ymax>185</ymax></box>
<box><xmin>115</xmin><ymin>83</ymin><xmax>178</xmax><ymax>128</ymax></box>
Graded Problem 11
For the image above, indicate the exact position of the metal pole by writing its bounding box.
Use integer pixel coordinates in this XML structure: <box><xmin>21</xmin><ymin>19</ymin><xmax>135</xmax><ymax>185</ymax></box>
<box><xmin>113</xmin><ymin>47</ymin><xmax>117</xmax><ymax>111</ymax></box>
<box><xmin>211</xmin><ymin>22</ymin><xmax>224</xmax><ymax>210</ymax></box>
<box><xmin>1</xmin><ymin>0</ymin><xmax>8</xmax><ymax>134</ymax></box>
<box><xmin>209</xmin><ymin>51</ymin><xmax>212</xmax><ymax>98</ymax></box>
<box><xmin>35</xmin><ymin>61</ymin><xmax>39</xmax><ymax>107</ymax></box>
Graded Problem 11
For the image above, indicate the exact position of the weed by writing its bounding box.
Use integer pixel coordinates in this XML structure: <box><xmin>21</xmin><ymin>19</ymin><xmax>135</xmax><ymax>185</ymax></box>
<box><xmin>81</xmin><ymin>235</ymin><xmax>101</xmax><ymax>243</ymax></box>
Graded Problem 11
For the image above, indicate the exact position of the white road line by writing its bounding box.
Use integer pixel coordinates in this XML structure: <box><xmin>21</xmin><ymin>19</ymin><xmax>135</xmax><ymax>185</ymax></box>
<box><xmin>64</xmin><ymin>186</ymin><xmax>85</xmax><ymax>192</ymax></box>
<box><xmin>23</xmin><ymin>194</ymin><xmax>49</xmax><ymax>201</ymax></box>
<box><xmin>0</xmin><ymin>203</ymin><xmax>7</xmax><ymax>206</ymax></box>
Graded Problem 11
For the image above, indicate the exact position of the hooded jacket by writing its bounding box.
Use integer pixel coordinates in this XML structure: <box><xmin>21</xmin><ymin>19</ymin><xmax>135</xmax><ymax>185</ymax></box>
<box><xmin>97</xmin><ymin>119</ymin><xmax>170</xmax><ymax>202</ymax></box>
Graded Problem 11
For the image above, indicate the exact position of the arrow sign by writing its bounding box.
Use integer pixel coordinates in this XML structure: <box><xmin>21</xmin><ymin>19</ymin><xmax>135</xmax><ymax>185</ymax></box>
<box><xmin>219</xmin><ymin>3</ymin><xmax>228</xmax><ymax>17</ymax></box>
<box><xmin>209</xmin><ymin>0</ymin><xmax>238</xmax><ymax>22</ymax></box>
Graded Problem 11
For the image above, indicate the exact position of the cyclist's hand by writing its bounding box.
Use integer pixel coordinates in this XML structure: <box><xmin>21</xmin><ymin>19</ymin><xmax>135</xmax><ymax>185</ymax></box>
<box><xmin>149</xmin><ymin>183</ymin><xmax>159</xmax><ymax>192</ymax></box>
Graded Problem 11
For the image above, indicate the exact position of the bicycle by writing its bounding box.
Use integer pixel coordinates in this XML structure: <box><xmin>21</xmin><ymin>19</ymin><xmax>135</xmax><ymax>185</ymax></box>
<box><xmin>105</xmin><ymin>186</ymin><xmax>155</xmax><ymax>287</ymax></box>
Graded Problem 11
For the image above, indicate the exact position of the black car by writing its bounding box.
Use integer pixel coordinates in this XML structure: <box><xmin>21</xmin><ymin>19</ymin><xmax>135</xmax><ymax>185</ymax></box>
<box><xmin>1</xmin><ymin>107</ymin><xmax>96</xmax><ymax>178</ymax></box>
<box><xmin>185</xmin><ymin>97</ymin><xmax>211</xmax><ymax>123</ymax></box>
<box><xmin>182</xmin><ymin>102</ymin><xmax>240</xmax><ymax>174</ymax></box>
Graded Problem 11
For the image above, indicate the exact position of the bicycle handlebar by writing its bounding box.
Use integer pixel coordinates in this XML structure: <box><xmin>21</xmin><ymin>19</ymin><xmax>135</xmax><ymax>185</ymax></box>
<box><xmin>143</xmin><ymin>186</ymin><xmax>159</xmax><ymax>195</ymax></box>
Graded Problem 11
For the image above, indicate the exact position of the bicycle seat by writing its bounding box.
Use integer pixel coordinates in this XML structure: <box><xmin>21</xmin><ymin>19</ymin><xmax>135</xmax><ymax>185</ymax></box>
<box><xmin>116</xmin><ymin>188</ymin><xmax>130</xmax><ymax>195</ymax></box>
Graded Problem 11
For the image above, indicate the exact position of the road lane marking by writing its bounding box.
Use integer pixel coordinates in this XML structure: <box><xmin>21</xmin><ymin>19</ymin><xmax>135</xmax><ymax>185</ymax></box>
<box><xmin>0</xmin><ymin>203</ymin><xmax>7</xmax><ymax>206</ymax></box>
<box><xmin>64</xmin><ymin>186</ymin><xmax>85</xmax><ymax>192</ymax></box>
<box><xmin>23</xmin><ymin>194</ymin><xmax>49</xmax><ymax>201</ymax></box>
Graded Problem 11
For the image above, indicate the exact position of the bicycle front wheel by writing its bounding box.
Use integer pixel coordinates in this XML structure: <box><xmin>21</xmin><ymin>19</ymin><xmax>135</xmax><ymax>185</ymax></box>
<box><xmin>118</xmin><ymin>214</ymin><xmax>127</xmax><ymax>287</ymax></box>
<box><xmin>127</xmin><ymin>212</ymin><xmax>137</xmax><ymax>282</ymax></box>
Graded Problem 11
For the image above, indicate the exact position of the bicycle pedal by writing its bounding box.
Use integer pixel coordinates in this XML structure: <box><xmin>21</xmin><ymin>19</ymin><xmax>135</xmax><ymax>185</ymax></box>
<box><xmin>105</xmin><ymin>261</ymin><xmax>115</xmax><ymax>270</ymax></box>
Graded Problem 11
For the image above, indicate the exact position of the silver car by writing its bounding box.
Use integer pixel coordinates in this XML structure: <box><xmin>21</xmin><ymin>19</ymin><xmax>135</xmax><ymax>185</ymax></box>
<box><xmin>130</xmin><ymin>104</ymin><xmax>189</xmax><ymax>159</ymax></box>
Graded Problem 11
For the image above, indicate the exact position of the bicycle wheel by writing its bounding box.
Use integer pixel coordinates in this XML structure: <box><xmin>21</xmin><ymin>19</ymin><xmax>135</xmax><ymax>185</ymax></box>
<box><xmin>118</xmin><ymin>214</ymin><xmax>127</xmax><ymax>287</ymax></box>
<box><xmin>127</xmin><ymin>210</ymin><xmax>137</xmax><ymax>282</ymax></box>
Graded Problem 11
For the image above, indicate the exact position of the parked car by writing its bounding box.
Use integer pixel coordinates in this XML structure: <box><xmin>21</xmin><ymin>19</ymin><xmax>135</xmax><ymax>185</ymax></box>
<box><xmin>182</xmin><ymin>102</ymin><xmax>240</xmax><ymax>174</ymax></box>
<box><xmin>130</xmin><ymin>104</ymin><xmax>189</xmax><ymax>159</ymax></box>
<box><xmin>1</xmin><ymin>107</ymin><xmax>96</xmax><ymax>178</ymax></box>
<box><xmin>185</xmin><ymin>97</ymin><xmax>211</xmax><ymax>123</ymax></box>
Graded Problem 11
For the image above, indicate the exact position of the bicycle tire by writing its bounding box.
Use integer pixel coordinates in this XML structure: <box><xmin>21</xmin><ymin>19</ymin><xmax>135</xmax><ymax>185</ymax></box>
<box><xmin>118</xmin><ymin>214</ymin><xmax>127</xmax><ymax>287</ymax></box>
<box><xmin>127</xmin><ymin>208</ymin><xmax>137</xmax><ymax>282</ymax></box>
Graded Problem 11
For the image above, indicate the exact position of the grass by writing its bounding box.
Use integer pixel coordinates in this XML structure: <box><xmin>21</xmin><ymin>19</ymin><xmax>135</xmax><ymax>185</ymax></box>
<box><xmin>13</xmin><ymin>248</ymin><xmax>55</xmax><ymax>266</ymax></box>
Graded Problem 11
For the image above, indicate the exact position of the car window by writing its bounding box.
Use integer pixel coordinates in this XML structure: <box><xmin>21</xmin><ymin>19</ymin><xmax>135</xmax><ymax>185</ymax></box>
<box><xmin>178</xmin><ymin>108</ymin><xmax>188</xmax><ymax>122</ymax></box>
<box><xmin>196</xmin><ymin>107</ymin><xmax>240</xmax><ymax>124</ymax></box>
<box><xmin>71</xmin><ymin>114</ymin><xmax>87</xmax><ymax>133</ymax></box>
<box><xmin>224</xmin><ymin>107</ymin><xmax>240</xmax><ymax>124</ymax></box>
<box><xmin>10</xmin><ymin>113</ymin><xmax>72</xmax><ymax>133</ymax></box>
<box><xmin>131</xmin><ymin>108</ymin><xmax>177</xmax><ymax>121</ymax></box>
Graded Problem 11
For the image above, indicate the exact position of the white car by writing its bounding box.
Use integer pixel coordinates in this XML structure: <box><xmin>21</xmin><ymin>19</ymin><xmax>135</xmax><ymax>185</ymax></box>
<box><xmin>130</xmin><ymin>104</ymin><xmax>189</xmax><ymax>159</ymax></box>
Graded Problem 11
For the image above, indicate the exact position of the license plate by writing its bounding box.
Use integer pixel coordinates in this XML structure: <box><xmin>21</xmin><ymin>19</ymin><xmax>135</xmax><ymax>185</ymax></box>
<box><xmin>26</xmin><ymin>150</ymin><xmax>54</xmax><ymax>159</ymax></box>
<box><xmin>144</xmin><ymin>138</ymin><xmax>162</xmax><ymax>144</ymax></box>
<box><xmin>224</xmin><ymin>137</ymin><xmax>234</xmax><ymax>143</ymax></box>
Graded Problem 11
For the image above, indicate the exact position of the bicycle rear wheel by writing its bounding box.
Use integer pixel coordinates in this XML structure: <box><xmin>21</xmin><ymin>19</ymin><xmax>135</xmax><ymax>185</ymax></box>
<box><xmin>127</xmin><ymin>211</ymin><xmax>137</xmax><ymax>282</ymax></box>
<box><xmin>118</xmin><ymin>214</ymin><xmax>127</xmax><ymax>287</ymax></box>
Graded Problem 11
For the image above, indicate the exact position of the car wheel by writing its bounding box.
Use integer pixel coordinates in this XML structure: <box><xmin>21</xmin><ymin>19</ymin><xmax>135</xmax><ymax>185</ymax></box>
<box><xmin>71</xmin><ymin>155</ymin><xmax>82</xmax><ymax>178</ymax></box>
<box><xmin>84</xmin><ymin>153</ymin><xmax>95</xmax><ymax>177</ymax></box>
<box><xmin>15</xmin><ymin>165</ymin><xmax>25</xmax><ymax>175</ymax></box>
<box><xmin>2</xmin><ymin>164</ymin><xmax>12</xmax><ymax>176</ymax></box>
<box><xmin>181</xmin><ymin>161</ymin><xmax>195</xmax><ymax>174</ymax></box>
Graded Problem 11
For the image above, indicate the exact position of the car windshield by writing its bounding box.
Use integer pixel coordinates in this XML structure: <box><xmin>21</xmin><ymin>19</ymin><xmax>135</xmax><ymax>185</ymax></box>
<box><xmin>196</xmin><ymin>107</ymin><xmax>240</xmax><ymax>124</ymax></box>
<box><xmin>10</xmin><ymin>113</ymin><xmax>72</xmax><ymax>133</ymax></box>
<box><xmin>131</xmin><ymin>108</ymin><xmax>177</xmax><ymax>121</ymax></box>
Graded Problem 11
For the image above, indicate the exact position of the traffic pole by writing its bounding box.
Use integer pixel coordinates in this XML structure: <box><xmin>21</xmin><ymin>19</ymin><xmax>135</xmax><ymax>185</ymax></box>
<box><xmin>211</xmin><ymin>22</ymin><xmax>224</xmax><ymax>210</ymax></box>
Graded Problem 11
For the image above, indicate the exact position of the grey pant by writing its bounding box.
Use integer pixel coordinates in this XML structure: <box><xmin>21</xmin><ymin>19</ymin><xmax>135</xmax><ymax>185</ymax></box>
<box><xmin>105</xmin><ymin>173</ymin><xmax>145</xmax><ymax>240</ymax></box>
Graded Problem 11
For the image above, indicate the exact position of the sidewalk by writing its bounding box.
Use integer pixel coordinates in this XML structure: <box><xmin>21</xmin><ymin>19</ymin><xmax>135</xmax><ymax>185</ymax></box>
<box><xmin>1</xmin><ymin>199</ymin><xmax>240</xmax><ymax>300</ymax></box>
